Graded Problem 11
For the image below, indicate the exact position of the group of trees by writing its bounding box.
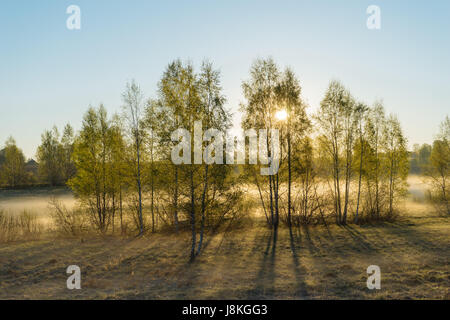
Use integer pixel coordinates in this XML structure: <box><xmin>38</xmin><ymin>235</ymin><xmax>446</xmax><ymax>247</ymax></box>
<box><xmin>0</xmin><ymin>126</ymin><xmax>75</xmax><ymax>188</ymax></box>
<box><xmin>317</xmin><ymin>91</ymin><xmax>410</xmax><ymax>224</ymax></box>
<box><xmin>64</xmin><ymin>60</ymin><xmax>242</xmax><ymax>260</ymax></box>
<box><xmin>240</xmin><ymin>58</ymin><xmax>410</xmax><ymax>229</ymax></box>
<box><xmin>410</xmin><ymin>143</ymin><xmax>432</xmax><ymax>174</ymax></box>
<box><xmin>0</xmin><ymin>137</ymin><xmax>33</xmax><ymax>187</ymax></box>
<box><xmin>1</xmin><ymin>57</ymin><xmax>448</xmax><ymax>258</ymax></box>
<box><xmin>37</xmin><ymin>124</ymin><xmax>76</xmax><ymax>185</ymax></box>
<box><xmin>66</xmin><ymin>107</ymin><xmax>126</xmax><ymax>232</ymax></box>
<box><xmin>407</xmin><ymin>117</ymin><xmax>449</xmax><ymax>214</ymax></box>
<box><xmin>240</xmin><ymin>58</ymin><xmax>311</xmax><ymax>230</ymax></box>
<box><xmin>425</xmin><ymin>117</ymin><xmax>450</xmax><ymax>214</ymax></box>
<box><xmin>155</xmin><ymin>60</ymin><xmax>241</xmax><ymax>260</ymax></box>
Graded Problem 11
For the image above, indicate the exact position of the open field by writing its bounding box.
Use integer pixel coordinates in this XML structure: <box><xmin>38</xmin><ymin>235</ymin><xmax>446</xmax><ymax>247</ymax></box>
<box><xmin>0</xmin><ymin>196</ymin><xmax>448</xmax><ymax>299</ymax></box>
<box><xmin>0</xmin><ymin>178</ymin><xmax>448</xmax><ymax>299</ymax></box>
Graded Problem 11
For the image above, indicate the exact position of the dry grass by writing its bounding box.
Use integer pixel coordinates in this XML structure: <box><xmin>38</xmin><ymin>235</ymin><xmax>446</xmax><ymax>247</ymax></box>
<box><xmin>0</xmin><ymin>210</ymin><xmax>43</xmax><ymax>242</ymax></box>
<box><xmin>0</xmin><ymin>202</ymin><xmax>448</xmax><ymax>299</ymax></box>
<box><xmin>0</xmin><ymin>179</ymin><xmax>448</xmax><ymax>300</ymax></box>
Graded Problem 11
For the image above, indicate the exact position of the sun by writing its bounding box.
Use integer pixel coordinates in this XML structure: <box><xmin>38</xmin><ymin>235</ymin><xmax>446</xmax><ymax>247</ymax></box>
<box><xmin>275</xmin><ymin>109</ymin><xmax>288</xmax><ymax>121</ymax></box>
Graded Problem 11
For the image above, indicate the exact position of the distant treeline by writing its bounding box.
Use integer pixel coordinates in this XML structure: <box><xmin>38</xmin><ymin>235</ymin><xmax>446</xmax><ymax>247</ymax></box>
<box><xmin>0</xmin><ymin>140</ymin><xmax>39</xmax><ymax>188</ymax></box>
<box><xmin>0</xmin><ymin>125</ymin><xmax>75</xmax><ymax>189</ymax></box>
<box><xmin>408</xmin><ymin>129</ymin><xmax>450</xmax><ymax>215</ymax></box>
<box><xmin>1</xmin><ymin>57</ymin><xmax>448</xmax><ymax>259</ymax></box>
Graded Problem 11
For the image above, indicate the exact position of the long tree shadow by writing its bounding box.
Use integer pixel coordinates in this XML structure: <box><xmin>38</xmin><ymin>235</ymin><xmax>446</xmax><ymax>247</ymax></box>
<box><xmin>303</xmin><ymin>225</ymin><xmax>321</xmax><ymax>255</ymax></box>
<box><xmin>288</xmin><ymin>224</ymin><xmax>309</xmax><ymax>298</ymax></box>
<box><xmin>341</xmin><ymin>224</ymin><xmax>377</xmax><ymax>252</ymax></box>
<box><xmin>246</xmin><ymin>228</ymin><xmax>277</xmax><ymax>298</ymax></box>
<box><xmin>378</xmin><ymin>220</ymin><xmax>443</xmax><ymax>253</ymax></box>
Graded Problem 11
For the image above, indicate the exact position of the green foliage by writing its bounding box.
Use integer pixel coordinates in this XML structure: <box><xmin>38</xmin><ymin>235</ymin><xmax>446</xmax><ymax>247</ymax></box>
<box><xmin>36</xmin><ymin>124</ymin><xmax>76</xmax><ymax>186</ymax></box>
<box><xmin>0</xmin><ymin>137</ymin><xmax>28</xmax><ymax>187</ymax></box>
<box><xmin>315</xmin><ymin>80</ymin><xmax>356</xmax><ymax>224</ymax></box>
<box><xmin>68</xmin><ymin>105</ymin><xmax>126</xmax><ymax>232</ymax></box>
<box><xmin>2</xmin><ymin>58</ymin><xmax>435</xmax><ymax>242</ymax></box>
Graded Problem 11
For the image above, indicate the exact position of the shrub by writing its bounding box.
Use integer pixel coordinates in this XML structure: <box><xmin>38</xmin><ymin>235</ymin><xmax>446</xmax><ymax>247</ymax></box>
<box><xmin>48</xmin><ymin>198</ymin><xmax>86</xmax><ymax>235</ymax></box>
<box><xmin>0</xmin><ymin>209</ymin><xmax>42</xmax><ymax>242</ymax></box>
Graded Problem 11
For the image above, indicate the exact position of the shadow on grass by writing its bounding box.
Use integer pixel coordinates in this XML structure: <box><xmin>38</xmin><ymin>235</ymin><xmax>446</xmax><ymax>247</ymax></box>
<box><xmin>288</xmin><ymin>225</ymin><xmax>309</xmax><ymax>298</ymax></box>
<box><xmin>244</xmin><ymin>228</ymin><xmax>277</xmax><ymax>298</ymax></box>
<box><xmin>378</xmin><ymin>220</ymin><xmax>443</xmax><ymax>253</ymax></box>
<box><xmin>341</xmin><ymin>224</ymin><xmax>378</xmax><ymax>252</ymax></box>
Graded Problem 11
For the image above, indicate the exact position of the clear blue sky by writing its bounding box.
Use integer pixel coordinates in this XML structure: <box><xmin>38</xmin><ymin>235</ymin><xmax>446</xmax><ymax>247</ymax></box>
<box><xmin>1</xmin><ymin>0</ymin><xmax>449</xmax><ymax>159</ymax></box>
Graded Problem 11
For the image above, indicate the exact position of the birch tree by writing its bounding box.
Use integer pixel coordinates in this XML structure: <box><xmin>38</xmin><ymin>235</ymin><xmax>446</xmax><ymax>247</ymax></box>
<box><xmin>354</xmin><ymin>103</ymin><xmax>369</xmax><ymax>223</ymax></box>
<box><xmin>365</xmin><ymin>102</ymin><xmax>386</xmax><ymax>218</ymax></box>
<box><xmin>275</xmin><ymin>68</ymin><xmax>310</xmax><ymax>226</ymax></box>
<box><xmin>383</xmin><ymin>114</ymin><xmax>409</xmax><ymax>216</ymax></box>
<box><xmin>37</xmin><ymin>127</ymin><xmax>63</xmax><ymax>186</ymax></box>
<box><xmin>316</xmin><ymin>80</ymin><xmax>353</xmax><ymax>224</ymax></box>
<box><xmin>241</xmin><ymin>58</ymin><xmax>280</xmax><ymax>228</ymax></box>
<box><xmin>157</xmin><ymin>60</ymin><xmax>186</xmax><ymax>233</ymax></box>
<box><xmin>196</xmin><ymin>60</ymin><xmax>229</xmax><ymax>255</ymax></box>
<box><xmin>122</xmin><ymin>80</ymin><xmax>145</xmax><ymax>235</ymax></box>
<box><xmin>69</xmin><ymin>106</ymin><xmax>119</xmax><ymax>232</ymax></box>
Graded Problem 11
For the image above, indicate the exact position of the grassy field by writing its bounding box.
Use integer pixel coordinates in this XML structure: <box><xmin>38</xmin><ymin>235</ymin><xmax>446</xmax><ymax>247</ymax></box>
<box><xmin>0</xmin><ymin>196</ymin><xmax>448</xmax><ymax>300</ymax></box>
